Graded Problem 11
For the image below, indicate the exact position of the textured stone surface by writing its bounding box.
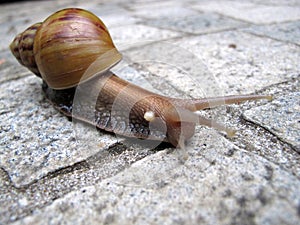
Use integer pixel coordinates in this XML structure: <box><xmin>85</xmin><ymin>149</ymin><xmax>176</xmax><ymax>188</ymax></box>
<box><xmin>11</xmin><ymin>131</ymin><xmax>300</xmax><ymax>225</ymax></box>
<box><xmin>243</xmin><ymin>21</ymin><xmax>300</xmax><ymax>46</ymax></box>
<box><xmin>0</xmin><ymin>0</ymin><xmax>299</xmax><ymax>225</ymax></box>
<box><xmin>0</xmin><ymin>76</ymin><xmax>119</xmax><ymax>187</ymax></box>
<box><xmin>144</xmin><ymin>12</ymin><xmax>247</xmax><ymax>34</ymax></box>
<box><xmin>173</xmin><ymin>31</ymin><xmax>300</xmax><ymax>95</ymax></box>
<box><xmin>130</xmin><ymin>2</ymin><xmax>197</xmax><ymax>19</ymax></box>
<box><xmin>110</xmin><ymin>24</ymin><xmax>181</xmax><ymax>45</ymax></box>
<box><xmin>193</xmin><ymin>1</ymin><xmax>300</xmax><ymax>24</ymax></box>
<box><xmin>243</xmin><ymin>92</ymin><xmax>300</xmax><ymax>152</ymax></box>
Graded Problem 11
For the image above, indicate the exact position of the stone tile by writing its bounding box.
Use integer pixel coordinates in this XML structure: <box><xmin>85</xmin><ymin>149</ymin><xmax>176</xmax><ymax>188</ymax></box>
<box><xmin>193</xmin><ymin>1</ymin><xmax>300</xmax><ymax>24</ymax></box>
<box><xmin>129</xmin><ymin>1</ymin><xmax>247</xmax><ymax>34</ymax></box>
<box><xmin>242</xmin><ymin>21</ymin><xmax>300</xmax><ymax>46</ymax></box>
<box><xmin>143</xmin><ymin>12</ymin><xmax>247</xmax><ymax>34</ymax></box>
<box><xmin>109</xmin><ymin>24</ymin><xmax>182</xmax><ymax>45</ymax></box>
<box><xmin>76</xmin><ymin>2</ymin><xmax>139</xmax><ymax>27</ymax></box>
<box><xmin>112</xmin><ymin>60</ymin><xmax>184</xmax><ymax>99</ymax></box>
<box><xmin>11</xmin><ymin>131</ymin><xmax>300</xmax><ymax>224</ymax></box>
<box><xmin>0</xmin><ymin>50</ymin><xmax>32</xmax><ymax>84</ymax></box>
<box><xmin>0</xmin><ymin>76</ymin><xmax>118</xmax><ymax>187</ymax></box>
<box><xmin>100</xmin><ymin>13</ymin><xmax>139</xmax><ymax>28</ymax></box>
<box><xmin>244</xmin><ymin>0</ymin><xmax>300</xmax><ymax>6</ymax></box>
<box><xmin>121</xmin><ymin>41</ymin><xmax>222</xmax><ymax>98</ymax></box>
<box><xmin>243</xmin><ymin>92</ymin><xmax>300</xmax><ymax>152</ymax></box>
<box><xmin>130</xmin><ymin>2</ymin><xmax>198</xmax><ymax>19</ymax></box>
<box><xmin>171</xmin><ymin>31</ymin><xmax>300</xmax><ymax>95</ymax></box>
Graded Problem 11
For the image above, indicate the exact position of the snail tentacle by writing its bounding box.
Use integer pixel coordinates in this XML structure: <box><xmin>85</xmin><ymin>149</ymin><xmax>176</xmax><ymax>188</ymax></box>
<box><xmin>171</xmin><ymin>94</ymin><xmax>272</xmax><ymax>111</ymax></box>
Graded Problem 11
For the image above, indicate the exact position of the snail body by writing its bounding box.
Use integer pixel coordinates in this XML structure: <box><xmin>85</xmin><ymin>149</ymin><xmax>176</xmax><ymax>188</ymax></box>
<box><xmin>10</xmin><ymin>8</ymin><xmax>271</xmax><ymax>148</ymax></box>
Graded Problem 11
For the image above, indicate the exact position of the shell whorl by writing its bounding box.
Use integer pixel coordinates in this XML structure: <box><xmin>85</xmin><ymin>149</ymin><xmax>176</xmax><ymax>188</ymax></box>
<box><xmin>10</xmin><ymin>22</ymin><xmax>42</xmax><ymax>77</ymax></box>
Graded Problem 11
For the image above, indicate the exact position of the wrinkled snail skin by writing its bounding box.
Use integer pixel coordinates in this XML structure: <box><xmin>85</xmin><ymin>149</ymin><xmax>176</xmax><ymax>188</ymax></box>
<box><xmin>10</xmin><ymin>8</ymin><xmax>272</xmax><ymax>148</ymax></box>
<box><xmin>42</xmin><ymin>71</ymin><xmax>197</xmax><ymax>147</ymax></box>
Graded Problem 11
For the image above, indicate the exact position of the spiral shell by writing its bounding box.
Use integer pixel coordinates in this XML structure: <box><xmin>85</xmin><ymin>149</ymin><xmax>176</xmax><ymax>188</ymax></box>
<box><xmin>10</xmin><ymin>23</ymin><xmax>42</xmax><ymax>77</ymax></box>
<box><xmin>10</xmin><ymin>8</ymin><xmax>122</xmax><ymax>89</ymax></box>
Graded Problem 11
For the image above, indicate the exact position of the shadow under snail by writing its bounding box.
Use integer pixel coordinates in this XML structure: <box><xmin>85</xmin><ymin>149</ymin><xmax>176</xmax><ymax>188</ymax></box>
<box><xmin>10</xmin><ymin>8</ymin><xmax>272</xmax><ymax>148</ymax></box>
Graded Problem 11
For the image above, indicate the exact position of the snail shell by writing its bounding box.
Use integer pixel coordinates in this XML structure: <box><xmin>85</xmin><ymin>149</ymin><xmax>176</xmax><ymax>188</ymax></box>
<box><xmin>10</xmin><ymin>22</ymin><xmax>42</xmax><ymax>77</ymax></box>
<box><xmin>10</xmin><ymin>8</ymin><xmax>272</xmax><ymax>148</ymax></box>
<box><xmin>10</xmin><ymin>8</ymin><xmax>121</xmax><ymax>89</ymax></box>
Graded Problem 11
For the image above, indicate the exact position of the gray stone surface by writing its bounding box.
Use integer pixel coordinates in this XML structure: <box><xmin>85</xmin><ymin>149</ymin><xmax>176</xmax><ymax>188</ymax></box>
<box><xmin>243</xmin><ymin>92</ymin><xmax>300</xmax><ymax>152</ymax></box>
<box><xmin>10</xmin><ymin>131</ymin><xmax>300</xmax><ymax>225</ymax></box>
<box><xmin>144</xmin><ymin>12</ymin><xmax>247</xmax><ymax>34</ymax></box>
<box><xmin>174</xmin><ymin>31</ymin><xmax>300</xmax><ymax>95</ymax></box>
<box><xmin>243</xmin><ymin>21</ymin><xmax>300</xmax><ymax>46</ymax></box>
<box><xmin>0</xmin><ymin>75</ymin><xmax>119</xmax><ymax>187</ymax></box>
<box><xmin>193</xmin><ymin>1</ymin><xmax>300</xmax><ymax>24</ymax></box>
<box><xmin>130</xmin><ymin>2</ymin><xmax>197</xmax><ymax>19</ymax></box>
<box><xmin>0</xmin><ymin>0</ymin><xmax>299</xmax><ymax>225</ymax></box>
<box><xmin>110</xmin><ymin>24</ymin><xmax>181</xmax><ymax>45</ymax></box>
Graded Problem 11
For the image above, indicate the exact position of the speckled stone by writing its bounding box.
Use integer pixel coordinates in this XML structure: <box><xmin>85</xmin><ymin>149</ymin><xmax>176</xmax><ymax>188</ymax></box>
<box><xmin>172</xmin><ymin>31</ymin><xmax>300</xmax><ymax>95</ymax></box>
<box><xmin>193</xmin><ymin>1</ymin><xmax>300</xmax><ymax>24</ymax></box>
<box><xmin>0</xmin><ymin>76</ymin><xmax>118</xmax><ymax>187</ymax></box>
<box><xmin>11</xmin><ymin>130</ymin><xmax>300</xmax><ymax>225</ymax></box>
<box><xmin>144</xmin><ymin>12</ymin><xmax>247</xmax><ymax>34</ymax></box>
<box><xmin>110</xmin><ymin>24</ymin><xmax>182</xmax><ymax>46</ymax></box>
<box><xmin>243</xmin><ymin>21</ymin><xmax>300</xmax><ymax>46</ymax></box>
<box><xmin>129</xmin><ymin>2</ymin><xmax>196</xmax><ymax>19</ymax></box>
<box><xmin>243</xmin><ymin>92</ymin><xmax>300</xmax><ymax>152</ymax></box>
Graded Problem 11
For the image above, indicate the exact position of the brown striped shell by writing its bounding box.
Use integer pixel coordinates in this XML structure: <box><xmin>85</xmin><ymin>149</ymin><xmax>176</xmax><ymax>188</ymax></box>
<box><xmin>10</xmin><ymin>22</ymin><xmax>42</xmax><ymax>77</ymax></box>
<box><xmin>10</xmin><ymin>8</ymin><xmax>122</xmax><ymax>89</ymax></box>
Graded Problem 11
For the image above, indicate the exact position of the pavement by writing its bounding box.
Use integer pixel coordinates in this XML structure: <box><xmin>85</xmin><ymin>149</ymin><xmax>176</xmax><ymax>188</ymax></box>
<box><xmin>0</xmin><ymin>0</ymin><xmax>299</xmax><ymax>224</ymax></box>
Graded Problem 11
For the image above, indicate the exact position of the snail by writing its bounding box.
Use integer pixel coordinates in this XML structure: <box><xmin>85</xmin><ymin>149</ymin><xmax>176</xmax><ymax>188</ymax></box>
<box><xmin>10</xmin><ymin>8</ymin><xmax>272</xmax><ymax>148</ymax></box>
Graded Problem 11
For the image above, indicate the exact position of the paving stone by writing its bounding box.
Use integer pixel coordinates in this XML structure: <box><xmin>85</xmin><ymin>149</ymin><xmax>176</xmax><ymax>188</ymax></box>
<box><xmin>243</xmin><ymin>92</ymin><xmax>300</xmax><ymax>152</ymax></box>
<box><xmin>11</xmin><ymin>130</ymin><xmax>300</xmax><ymax>225</ymax></box>
<box><xmin>122</xmin><ymin>41</ymin><xmax>222</xmax><ymax>98</ymax></box>
<box><xmin>243</xmin><ymin>21</ymin><xmax>300</xmax><ymax>46</ymax></box>
<box><xmin>129</xmin><ymin>2</ymin><xmax>248</xmax><ymax>34</ymax></box>
<box><xmin>248</xmin><ymin>0</ymin><xmax>300</xmax><ymax>6</ymax></box>
<box><xmin>109</xmin><ymin>24</ymin><xmax>182</xmax><ymax>46</ymax></box>
<box><xmin>76</xmin><ymin>2</ymin><xmax>139</xmax><ymax>27</ymax></box>
<box><xmin>0</xmin><ymin>50</ymin><xmax>31</xmax><ymax>84</ymax></box>
<box><xmin>193</xmin><ymin>1</ymin><xmax>300</xmax><ymax>24</ymax></box>
<box><xmin>171</xmin><ymin>31</ymin><xmax>300</xmax><ymax>95</ymax></box>
<box><xmin>144</xmin><ymin>12</ymin><xmax>247</xmax><ymax>34</ymax></box>
<box><xmin>0</xmin><ymin>76</ymin><xmax>118</xmax><ymax>187</ymax></box>
<box><xmin>130</xmin><ymin>2</ymin><xmax>199</xmax><ymax>19</ymax></box>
